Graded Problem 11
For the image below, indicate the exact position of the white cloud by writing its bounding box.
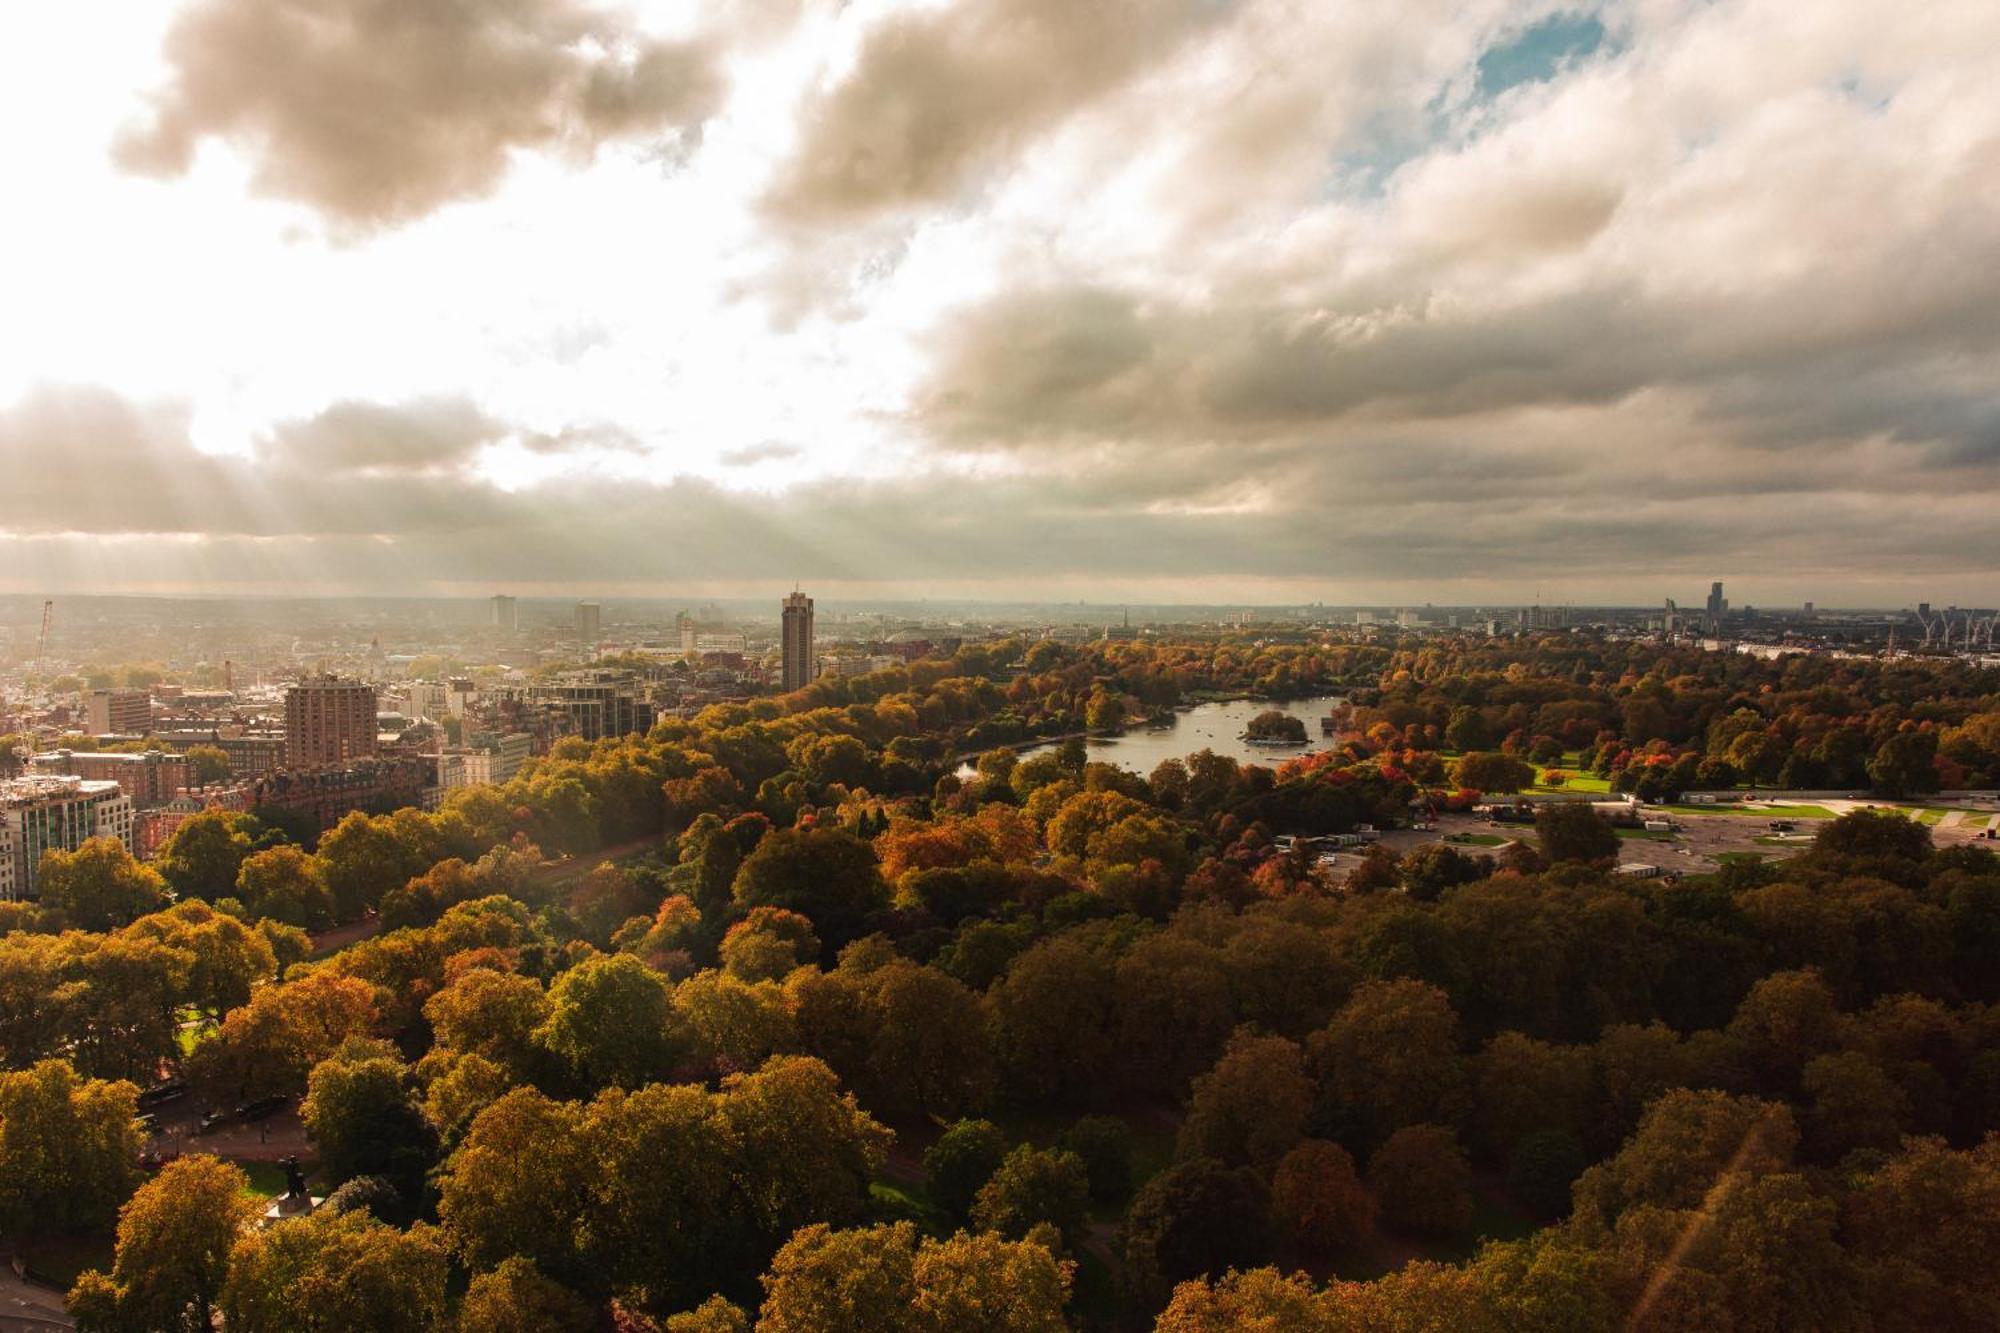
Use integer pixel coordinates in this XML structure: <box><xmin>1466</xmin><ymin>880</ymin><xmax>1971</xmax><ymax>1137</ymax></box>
<box><xmin>0</xmin><ymin>0</ymin><xmax>1994</xmax><ymax>603</ymax></box>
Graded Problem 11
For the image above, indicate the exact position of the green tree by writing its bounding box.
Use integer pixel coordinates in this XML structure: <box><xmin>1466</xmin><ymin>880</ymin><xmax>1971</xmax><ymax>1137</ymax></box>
<box><xmin>1306</xmin><ymin>979</ymin><xmax>1469</xmax><ymax>1151</ymax></box>
<box><xmin>301</xmin><ymin>1043</ymin><xmax>437</xmax><ymax>1205</ymax></box>
<box><xmin>1058</xmin><ymin>1116</ymin><xmax>1133</xmax><ymax>1204</ymax></box>
<box><xmin>0</xmin><ymin>1059</ymin><xmax>142</xmax><ymax>1236</ymax></box>
<box><xmin>863</xmin><ymin>964</ymin><xmax>993</xmax><ymax>1118</ymax></box>
<box><xmin>1868</xmin><ymin>730</ymin><xmax>1940</xmax><ymax>798</ymax></box>
<box><xmin>731</xmin><ymin>827</ymin><xmax>887</xmax><ymax>947</ymax></box>
<box><xmin>236</xmin><ymin>845</ymin><xmax>334</xmax><ymax>931</ymax></box>
<box><xmin>719</xmin><ymin>907</ymin><xmax>820</xmax><ymax>983</ymax></box>
<box><xmin>1505</xmin><ymin>1128</ymin><xmax>1586</xmax><ymax>1220</ymax></box>
<box><xmin>38</xmin><ymin>837</ymin><xmax>169</xmax><ymax>930</ymax></box>
<box><xmin>1176</xmin><ymin>1031</ymin><xmax>1312</xmax><ymax>1171</ymax></box>
<box><xmin>716</xmin><ymin>1055</ymin><xmax>892</xmax><ymax>1254</ymax></box>
<box><xmin>755</xmin><ymin>1222</ymin><xmax>1069</xmax><ymax>1333</ymax></box>
<box><xmin>1367</xmin><ymin>1124</ymin><xmax>1471</xmax><ymax>1236</ymax></box>
<box><xmin>68</xmin><ymin>1155</ymin><xmax>258</xmax><ymax>1333</ymax></box>
<box><xmin>456</xmin><ymin>1256</ymin><xmax>595</xmax><ymax>1333</ymax></box>
<box><xmin>1533</xmin><ymin>803</ymin><xmax>1619</xmax><ymax>866</ymax></box>
<box><xmin>221</xmin><ymin>1210</ymin><xmax>449</xmax><ymax>1333</ymax></box>
<box><xmin>924</xmin><ymin>1119</ymin><xmax>1009</xmax><ymax>1223</ymax></box>
<box><xmin>1450</xmin><ymin>752</ymin><xmax>1534</xmax><ymax>794</ymax></box>
<box><xmin>155</xmin><ymin>811</ymin><xmax>256</xmax><ymax>902</ymax></box>
<box><xmin>183</xmin><ymin>746</ymin><xmax>234</xmax><ymax>788</ymax></box>
<box><xmin>535</xmin><ymin>953</ymin><xmax>688</xmax><ymax>1091</ymax></box>
<box><xmin>1122</xmin><ymin>1159</ymin><xmax>1272</xmax><ymax>1312</ymax></box>
<box><xmin>969</xmin><ymin>1146</ymin><xmax>1090</xmax><ymax>1250</ymax></box>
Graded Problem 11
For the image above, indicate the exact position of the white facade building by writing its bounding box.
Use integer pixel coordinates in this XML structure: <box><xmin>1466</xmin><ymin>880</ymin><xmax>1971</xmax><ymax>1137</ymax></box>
<box><xmin>0</xmin><ymin>776</ymin><xmax>134</xmax><ymax>901</ymax></box>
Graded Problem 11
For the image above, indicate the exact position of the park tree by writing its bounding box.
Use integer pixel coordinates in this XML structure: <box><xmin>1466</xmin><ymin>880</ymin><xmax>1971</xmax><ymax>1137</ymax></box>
<box><xmin>182</xmin><ymin>745</ymin><xmax>233</xmax><ymax>787</ymax></box>
<box><xmin>672</xmin><ymin>970</ymin><xmax>796</xmax><ymax>1073</ymax></box>
<box><xmin>235</xmin><ymin>845</ymin><xmax>334</xmax><ymax>930</ymax></box>
<box><xmin>435</xmin><ymin>1089</ymin><xmax>594</xmax><ymax>1287</ymax></box>
<box><xmin>863</xmin><ymin>963</ymin><xmax>994</xmax><ymax>1118</ymax></box>
<box><xmin>1450</xmin><ymin>752</ymin><xmax>1534</xmax><ymax>795</ymax></box>
<box><xmin>57</xmin><ymin>932</ymin><xmax>193</xmax><ymax>1081</ymax></box>
<box><xmin>301</xmin><ymin>1042</ymin><xmax>437</xmax><ymax>1205</ymax></box>
<box><xmin>1571</xmin><ymin>1089</ymin><xmax>1797</xmax><ymax>1225</ymax></box>
<box><xmin>186</xmin><ymin>970</ymin><xmax>379</xmax><ymax>1104</ymax></box>
<box><xmin>731</xmin><ymin>827</ymin><xmax>887</xmax><ymax>946</ymax></box>
<box><xmin>1059</xmin><ymin>1116</ymin><xmax>1134</xmax><ymax>1203</ymax></box>
<box><xmin>423</xmin><ymin>968</ymin><xmax>550</xmax><ymax>1080</ymax></box>
<box><xmin>1367</xmin><ymin>1125</ymin><xmax>1472</xmax><ymax>1236</ymax></box>
<box><xmin>1398</xmin><ymin>843</ymin><xmax>1489</xmax><ymax>902</ymax></box>
<box><xmin>1122</xmin><ymin>1159</ymin><xmax>1272</xmax><ymax>1311</ymax></box>
<box><xmin>1471</xmin><ymin>1031</ymin><xmax>1595</xmax><ymax>1159</ymax></box>
<box><xmin>1306</xmin><ymin>979</ymin><xmax>1470</xmax><ymax>1150</ymax></box>
<box><xmin>38</xmin><ymin>837</ymin><xmax>169</xmax><ymax>930</ymax></box>
<box><xmin>155</xmin><ymin>810</ymin><xmax>256</xmax><ymax>902</ymax></box>
<box><xmin>924</xmin><ymin>1119</ymin><xmax>1009</xmax><ymax>1222</ymax></box>
<box><xmin>1176</xmin><ymin>1031</ymin><xmax>1312</xmax><ymax>1171</ymax></box>
<box><xmin>1868</xmin><ymin>730</ymin><xmax>1940</xmax><ymax>798</ymax></box>
<box><xmin>719</xmin><ymin>907</ymin><xmax>820</xmax><ymax>983</ymax></box>
<box><xmin>1816</xmin><ymin>807</ymin><xmax>1933</xmax><ymax>862</ymax></box>
<box><xmin>1533</xmin><ymin>803</ymin><xmax>1619</xmax><ymax>866</ymax></box>
<box><xmin>716</xmin><ymin>1056</ymin><xmax>892</xmax><ymax>1254</ymax></box>
<box><xmin>0</xmin><ymin>1059</ymin><xmax>143</xmax><ymax>1237</ymax></box>
<box><xmin>1801</xmin><ymin>1050</ymin><xmax>1911</xmax><ymax>1161</ymax></box>
<box><xmin>663</xmin><ymin>1296</ymin><xmax>750</xmax><ymax>1332</ymax></box>
<box><xmin>755</xmin><ymin>1223</ymin><xmax>1070</xmax><ymax>1333</ymax></box>
<box><xmin>581</xmin><ymin>1083</ymin><xmax>740</xmax><ymax>1311</ymax></box>
<box><xmin>122</xmin><ymin>899</ymin><xmax>275</xmax><ymax>1021</ymax></box>
<box><xmin>1269</xmin><ymin>1139</ymin><xmax>1375</xmax><ymax>1256</ymax></box>
<box><xmin>457</xmin><ymin>1257</ymin><xmax>595</xmax><ymax>1333</ymax></box>
<box><xmin>969</xmin><ymin>1145</ymin><xmax>1090</xmax><ymax>1250</ymax></box>
<box><xmin>221</xmin><ymin>1210</ymin><xmax>449</xmax><ymax>1333</ymax></box>
<box><xmin>69</xmin><ymin>1155</ymin><xmax>258</xmax><ymax>1333</ymax></box>
<box><xmin>1505</xmin><ymin>1129</ymin><xmax>1587</xmax><ymax>1219</ymax></box>
<box><xmin>1844</xmin><ymin>1136</ymin><xmax>2000</xmax><ymax>1329</ymax></box>
<box><xmin>535</xmin><ymin>953</ymin><xmax>689</xmax><ymax>1091</ymax></box>
<box><xmin>986</xmin><ymin>938</ymin><xmax>1115</xmax><ymax>1106</ymax></box>
<box><xmin>316</xmin><ymin>811</ymin><xmax>437</xmax><ymax>921</ymax></box>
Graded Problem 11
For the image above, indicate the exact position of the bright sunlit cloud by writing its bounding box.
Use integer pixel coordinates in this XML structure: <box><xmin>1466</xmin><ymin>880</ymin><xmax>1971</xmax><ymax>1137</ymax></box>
<box><xmin>1</xmin><ymin>0</ymin><xmax>1997</xmax><ymax>603</ymax></box>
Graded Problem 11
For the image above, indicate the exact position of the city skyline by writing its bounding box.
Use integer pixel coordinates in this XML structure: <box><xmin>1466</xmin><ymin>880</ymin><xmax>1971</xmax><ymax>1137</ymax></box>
<box><xmin>3</xmin><ymin>3</ymin><xmax>1999</xmax><ymax>604</ymax></box>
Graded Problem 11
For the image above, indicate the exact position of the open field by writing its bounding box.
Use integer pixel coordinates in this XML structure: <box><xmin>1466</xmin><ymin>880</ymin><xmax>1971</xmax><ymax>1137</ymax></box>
<box><xmin>1658</xmin><ymin>802</ymin><xmax>1838</xmax><ymax>819</ymax></box>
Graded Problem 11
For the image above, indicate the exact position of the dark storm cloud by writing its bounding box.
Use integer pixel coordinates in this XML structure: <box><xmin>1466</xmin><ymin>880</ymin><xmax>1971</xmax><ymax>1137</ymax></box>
<box><xmin>7</xmin><ymin>384</ymin><xmax>2000</xmax><ymax>598</ymax></box>
<box><xmin>764</xmin><ymin>0</ymin><xmax>1228</xmax><ymax>223</ymax></box>
<box><xmin>117</xmin><ymin>0</ymin><xmax>731</xmax><ymax>226</ymax></box>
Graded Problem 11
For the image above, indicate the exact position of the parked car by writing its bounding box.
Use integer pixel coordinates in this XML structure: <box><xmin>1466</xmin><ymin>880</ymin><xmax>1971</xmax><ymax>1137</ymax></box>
<box><xmin>196</xmin><ymin>1109</ymin><xmax>229</xmax><ymax>1135</ymax></box>
<box><xmin>235</xmin><ymin>1094</ymin><xmax>290</xmax><ymax>1121</ymax></box>
<box><xmin>137</xmin><ymin>1078</ymin><xmax>187</xmax><ymax>1108</ymax></box>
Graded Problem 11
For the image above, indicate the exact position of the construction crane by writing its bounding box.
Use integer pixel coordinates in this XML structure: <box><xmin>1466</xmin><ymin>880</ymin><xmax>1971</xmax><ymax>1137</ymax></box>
<box><xmin>36</xmin><ymin>600</ymin><xmax>51</xmax><ymax>677</ymax></box>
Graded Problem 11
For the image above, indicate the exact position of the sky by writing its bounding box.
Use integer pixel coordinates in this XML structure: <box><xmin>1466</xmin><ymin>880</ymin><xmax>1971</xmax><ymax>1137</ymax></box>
<box><xmin>1</xmin><ymin>0</ymin><xmax>1996</xmax><ymax>607</ymax></box>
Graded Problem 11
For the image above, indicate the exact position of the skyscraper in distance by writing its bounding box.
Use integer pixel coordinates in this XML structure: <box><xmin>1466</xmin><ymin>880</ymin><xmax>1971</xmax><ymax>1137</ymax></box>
<box><xmin>576</xmin><ymin>601</ymin><xmax>601</xmax><ymax>644</ymax></box>
<box><xmin>782</xmin><ymin>590</ymin><xmax>814</xmax><ymax>692</ymax></box>
<box><xmin>491</xmin><ymin>594</ymin><xmax>518</xmax><ymax>632</ymax></box>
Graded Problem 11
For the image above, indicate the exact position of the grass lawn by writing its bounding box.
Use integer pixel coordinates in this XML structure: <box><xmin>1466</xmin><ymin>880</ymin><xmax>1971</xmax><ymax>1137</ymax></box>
<box><xmin>1661</xmin><ymin>802</ymin><xmax>1837</xmax><ymax>820</ymax></box>
<box><xmin>1447</xmin><ymin>833</ymin><xmax>1508</xmax><ymax>846</ymax></box>
<box><xmin>1718</xmin><ymin>851</ymin><xmax>1770</xmax><ymax>864</ymax></box>
<box><xmin>240</xmin><ymin>1158</ymin><xmax>306</xmax><ymax>1200</ymax></box>
<box><xmin>868</xmin><ymin>1178</ymin><xmax>949</xmax><ymax>1234</ymax></box>
<box><xmin>1616</xmin><ymin>828</ymin><xmax>1677</xmax><ymax>841</ymax></box>
<box><xmin>1916</xmin><ymin>808</ymin><xmax>1951</xmax><ymax>825</ymax></box>
<box><xmin>1534</xmin><ymin>773</ymin><xmax>1611</xmax><ymax>795</ymax></box>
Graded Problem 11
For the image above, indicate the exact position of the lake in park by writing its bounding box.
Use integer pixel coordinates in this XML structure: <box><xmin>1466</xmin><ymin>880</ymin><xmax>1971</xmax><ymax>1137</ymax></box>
<box><xmin>962</xmin><ymin>694</ymin><xmax>1348</xmax><ymax>778</ymax></box>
